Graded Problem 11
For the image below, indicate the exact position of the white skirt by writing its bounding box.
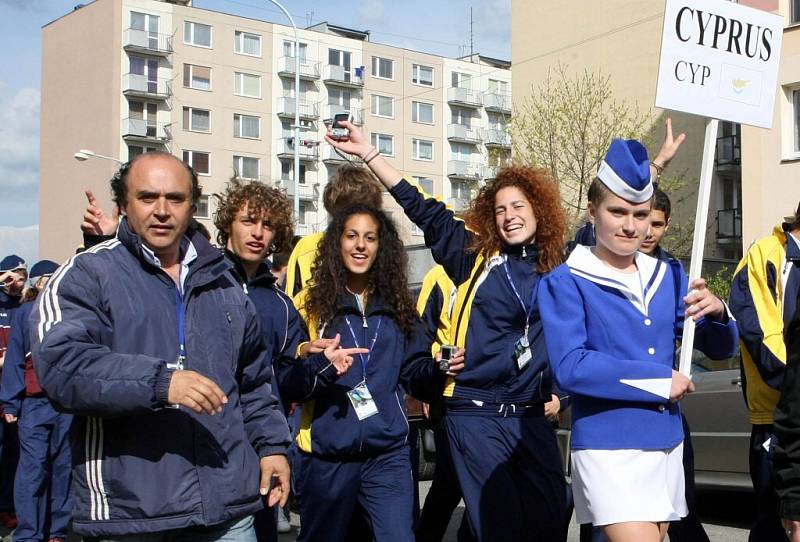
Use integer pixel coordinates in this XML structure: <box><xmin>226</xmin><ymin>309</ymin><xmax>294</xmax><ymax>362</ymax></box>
<box><xmin>571</xmin><ymin>443</ymin><xmax>687</xmax><ymax>526</ymax></box>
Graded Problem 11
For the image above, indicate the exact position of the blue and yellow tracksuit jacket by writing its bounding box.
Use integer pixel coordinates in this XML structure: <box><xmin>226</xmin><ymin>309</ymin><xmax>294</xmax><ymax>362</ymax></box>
<box><xmin>285</xmin><ymin>232</ymin><xmax>323</xmax><ymax>298</ymax></box>
<box><xmin>730</xmin><ymin>224</ymin><xmax>800</xmax><ymax>425</ymax></box>
<box><xmin>416</xmin><ymin>265</ymin><xmax>456</xmax><ymax>357</ymax></box>
<box><xmin>287</xmin><ymin>291</ymin><xmax>445</xmax><ymax>458</ymax></box>
<box><xmin>390</xmin><ymin>179</ymin><xmax>551</xmax><ymax>408</ymax></box>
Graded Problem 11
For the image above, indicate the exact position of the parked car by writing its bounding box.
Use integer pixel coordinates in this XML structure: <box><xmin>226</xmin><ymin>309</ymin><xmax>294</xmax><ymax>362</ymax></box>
<box><xmin>556</xmin><ymin>349</ymin><xmax>752</xmax><ymax>491</ymax></box>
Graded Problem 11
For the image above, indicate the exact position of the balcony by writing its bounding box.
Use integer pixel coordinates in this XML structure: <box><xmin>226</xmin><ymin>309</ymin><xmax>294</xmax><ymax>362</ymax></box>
<box><xmin>715</xmin><ymin>134</ymin><xmax>741</xmax><ymax>169</ymax></box>
<box><xmin>323</xmin><ymin>65</ymin><xmax>364</xmax><ymax>88</ymax></box>
<box><xmin>483</xmin><ymin>92</ymin><xmax>511</xmax><ymax>113</ymax></box>
<box><xmin>123</xmin><ymin>28</ymin><xmax>172</xmax><ymax>56</ymax></box>
<box><xmin>278</xmin><ymin>179</ymin><xmax>318</xmax><ymax>201</ymax></box>
<box><xmin>121</xmin><ymin>118</ymin><xmax>171</xmax><ymax>143</ymax></box>
<box><xmin>482</xmin><ymin>165</ymin><xmax>500</xmax><ymax>180</ymax></box>
<box><xmin>322</xmin><ymin>105</ymin><xmax>364</xmax><ymax>126</ymax></box>
<box><xmin>277</xmin><ymin>56</ymin><xmax>321</xmax><ymax>80</ymax></box>
<box><xmin>122</xmin><ymin>74</ymin><xmax>171</xmax><ymax>100</ymax></box>
<box><xmin>447</xmin><ymin>160</ymin><xmax>482</xmax><ymax>181</ymax></box>
<box><xmin>447</xmin><ymin>197</ymin><xmax>471</xmax><ymax>213</ymax></box>
<box><xmin>276</xmin><ymin>137</ymin><xmax>319</xmax><ymax>161</ymax></box>
<box><xmin>482</xmin><ymin>128</ymin><xmax>511</xmax><ymax>148</ymax></box>
<box><xmin>276</xmin><ymin>97</ymin><xmax>319</xmax><ymax>120</ymax></box>
<box><xmin>716</xmin><ymin>208</ymin><xmax>742</xmax><ymax>241</ymax></box>
<box><xmin>322</xmin><ymin>146</ymin><xmax>348</xmax><ymax>164</ymax></box>
<box><xmin>447</xmin><ymin>87</ymin><xmax>482</xmax><ymax>108</ymax></box>
<box><xmin>447</xmin><ymin>124</ymin><xmax>481</xmax><ymax>145</ymax></box>
<box><xmin>294</xmin><ymin>223</ymin><xmax>315</xmax><ymax>237</ymax></box>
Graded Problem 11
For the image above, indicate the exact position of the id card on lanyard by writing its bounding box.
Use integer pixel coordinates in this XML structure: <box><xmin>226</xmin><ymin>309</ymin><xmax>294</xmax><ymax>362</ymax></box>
<box><xmin>503</xmin><ymin>259</ymin><xmax>538</xmax><ymax>370</ymax></box>
<box><xmin>344</xmin><ymin>314</ymin><xmax>383</xmax><ymax>420</ymax></box>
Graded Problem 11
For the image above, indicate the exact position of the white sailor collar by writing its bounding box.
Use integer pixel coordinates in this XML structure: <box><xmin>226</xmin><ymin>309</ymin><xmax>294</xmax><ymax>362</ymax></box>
<box><xmin>566</xmin><ymin>245</ymin><xmax>667</xmax><ymax>316</ymax></box>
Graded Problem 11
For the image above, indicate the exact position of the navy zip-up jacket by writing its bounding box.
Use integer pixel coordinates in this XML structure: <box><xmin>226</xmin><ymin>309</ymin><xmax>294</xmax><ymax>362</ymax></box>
<box><xmin>226</xmin><ymin>250</ymin><xmax>307</xmax><ymax>412</ymax></box>
<box><xmin>0</xmin><ymin>303</ymin><xmax>44</xmax><ymax>416</ymax></box>
<box><xmin>30</xmin><ymin>219</ymin><xmax>290</xmax><ymax>537</ymax></box>
<box><xmin>289</xmin><ymin>292</ymin><xmax>445</xmax><ymax>458</ymax></box>
<box><xmin>389</xmin><ymin>179</ymin><xmax>551</xmax><ymax>408</ymax></box>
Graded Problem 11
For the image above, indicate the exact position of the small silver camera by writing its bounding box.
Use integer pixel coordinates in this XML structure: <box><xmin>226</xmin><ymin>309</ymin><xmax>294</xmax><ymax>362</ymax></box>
<box><xmin>330</xmin><ymin>112</ymin><xmax>352</xmax><ymax>141</ymax></box>
<box><xmin>439</xmin><ymin>344</ymin><xmax>456</xmax><ymax>372</ymax></box>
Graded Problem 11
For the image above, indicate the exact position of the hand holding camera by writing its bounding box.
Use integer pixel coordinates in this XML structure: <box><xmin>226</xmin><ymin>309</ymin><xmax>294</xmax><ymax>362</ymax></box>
<box><xmin>436</xmin><ymin>345</ymin><xmax>465</xmax><ymax>377</ymax></box>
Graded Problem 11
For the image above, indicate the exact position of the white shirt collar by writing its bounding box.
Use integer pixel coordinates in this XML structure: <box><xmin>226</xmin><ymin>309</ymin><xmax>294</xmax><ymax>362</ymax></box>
<box><xmin>141</xmin><ymin>238</ymin><xmax>198</xmax><ymax>293</ymax></box>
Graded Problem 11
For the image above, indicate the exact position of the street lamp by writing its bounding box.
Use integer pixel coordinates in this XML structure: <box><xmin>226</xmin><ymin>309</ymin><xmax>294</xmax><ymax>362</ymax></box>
<box><xmin>73</xmin><ymin>149</ymin><xmax>123</xmax><ymax>164</ymax></box>
<box><xmin>266</xmin><ymin>0</ymin><xmax>301</xmax><ymax>221</ymax></box>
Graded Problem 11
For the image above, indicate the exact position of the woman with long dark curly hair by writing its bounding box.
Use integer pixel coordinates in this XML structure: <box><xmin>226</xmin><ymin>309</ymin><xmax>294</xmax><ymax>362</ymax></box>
<box><xmin>327</xmin><ymin>122</ymin><xmax>568</xmax><ymax>541</ymax></box>
<box><xmin>285</xmin><ymin>203</ymin><xmax>461</xmax><ymax>542</ymax></box>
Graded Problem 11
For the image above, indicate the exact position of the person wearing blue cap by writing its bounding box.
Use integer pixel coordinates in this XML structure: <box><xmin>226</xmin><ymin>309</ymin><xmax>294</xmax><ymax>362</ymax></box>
<box><xmin>538</xmin><ymin>127</ymin><xmax>739</xmax><ymax>542</ymax></box>
<box><xmin>0</xmin><ymin>260</ymin><xmax>73</xmax><ymax>542</ymax></box>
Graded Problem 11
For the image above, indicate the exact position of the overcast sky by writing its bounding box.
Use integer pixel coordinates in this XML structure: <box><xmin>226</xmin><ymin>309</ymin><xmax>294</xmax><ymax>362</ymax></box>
<box><xmin>0</xmin><ymin>0</ymin><xmax>511</xmax><ymax>241</ymax></box>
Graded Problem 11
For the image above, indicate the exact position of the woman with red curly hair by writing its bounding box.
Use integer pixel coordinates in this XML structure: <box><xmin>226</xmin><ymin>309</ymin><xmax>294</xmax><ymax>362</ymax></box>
<box><xmin>327</xmin><ymin>122</ymin><xmax>568</xmax><ymax>542</ymax></box>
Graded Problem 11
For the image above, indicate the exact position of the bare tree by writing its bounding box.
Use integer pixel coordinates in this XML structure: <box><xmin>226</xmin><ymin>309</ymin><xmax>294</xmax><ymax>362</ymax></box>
<box><xmin>511</xmin><ymin>64</ymin><xmax>651</xmax><ymax>225</ymax></box>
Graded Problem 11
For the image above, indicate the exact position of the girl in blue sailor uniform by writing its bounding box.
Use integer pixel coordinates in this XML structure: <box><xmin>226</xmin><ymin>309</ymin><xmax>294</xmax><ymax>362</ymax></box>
<box><xmin>326</xmin><ymin>121</ymin><xmax>569</xmax><ymax>542</ymax></box>
<box><xmin>286</xmin><ymin>204</ymin><xmax>457</xmax><ymax>542</ymax></box>
<box><xmin>538</xmin><ymin>138</ymin><xmax>739</xmax><ymax>542</ymax></box>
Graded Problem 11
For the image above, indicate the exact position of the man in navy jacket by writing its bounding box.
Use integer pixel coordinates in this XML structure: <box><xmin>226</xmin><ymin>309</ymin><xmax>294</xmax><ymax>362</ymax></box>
<box><xmin>30</xmin><ymin>152</ymin><xmax>291</xmax><ymax>540</ymax></box>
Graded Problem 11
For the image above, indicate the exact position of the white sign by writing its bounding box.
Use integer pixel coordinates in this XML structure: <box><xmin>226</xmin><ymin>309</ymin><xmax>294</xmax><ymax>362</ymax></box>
<box><xmin>655</xmin><ymin>0</ymin><xmax>783</xmax><ymax>129</ymax></box>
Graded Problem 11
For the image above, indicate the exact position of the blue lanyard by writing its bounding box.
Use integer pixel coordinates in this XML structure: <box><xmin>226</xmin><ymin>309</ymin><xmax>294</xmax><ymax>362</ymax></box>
<box><xmin>175</xmin><ymin>287</ymin><xmax>186</xmax><ymax>365</ymax></box>
<box><xmin>502</xmin><ymin>260</ymin><xmax>538</xmax><ymax>331</ymax></box>
<box><xmin>344</xmin><ymin>315</ymin><xmax>382</xmax><ymax>382</ymax></box>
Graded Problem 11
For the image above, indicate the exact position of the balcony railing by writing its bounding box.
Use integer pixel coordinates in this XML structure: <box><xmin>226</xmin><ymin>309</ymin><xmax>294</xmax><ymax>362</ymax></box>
<box><xmin>447</xmin><ymin>87</ymin><xmax>482</xmax><ymax>108</ymax></box>
<box><xmin>322</xmin><ymin>146</ymin><xmax>349</xmax><ymax>163</ymax></box>
<box><xmin>716</xmin><ymin>208</ymin><xmax>742</xmax><ymax>240</ymax></box>
<box><xmin>323</xmin><ymin>65</ymin><xmax>364</xmax><ymax>87</ymax></box>
<box><xmin>715</xmin><ymin>134</ymin><xmax>741</xmax><ymax>167</ymax></box>
<box><xmin>121</xmin><ymin>118</ymin><xmax>170</xmax><ymax>141</ymax></box>
<box><xmin>483</xmin><ymin>92</ymin><xmax>511</xmax><ymax>113</ymax></box>
<box><xmin>447</xmin><ymin>160</ymin><xmax>482</xmax><ymax>180</ymax></box>
<box><xmin>122</xmin><ymin>73</ymin><xmax>171</xmax><ymax>99</ymax></box>
<box><xmin>277</xmin><ymin>56</ymin><xmax>320</xmax><ymax>80</ymax></box>
<box><xmin>123</xmin><ymin>28</ymin><xmax>172</xmax><ymax>55</ymax></box>
<box><xmin>322</xmin><ymin>105</ymin><xmax>364</xmax><ymax>125</ymax></box>
<box><xmin>447</xmin><ymin>124</ymin><xmax>481</xmax><ymax>144</ymax></box>
<box><xmin>276</xmin><ymin>137</ymin><xmax>319</xmax><ymax>161</ymax></box>
<box><xmin>278</xmin><ymin>179</ymin><xmax>317</xmax><ymax>201</ymax></box>
<box><xmin>482</xmin><ymin>128</ymin><xmax>511</xmax><ymax>147</ymax></box>
<box><xmin>482</xmin><ymin>165</ymin><xmax>500</xmax><ymax>180</ymax></box>
<box><xmin>277</xmin><ymin>97</ymin><xmax>319</xmax><ymax>120</ymax></box>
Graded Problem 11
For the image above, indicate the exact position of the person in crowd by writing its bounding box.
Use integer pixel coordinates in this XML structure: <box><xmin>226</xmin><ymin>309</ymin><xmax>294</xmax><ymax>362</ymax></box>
<box><xmin>31</xmin><ymin>151</ymin><xmax>291</xmax><ymax>541</ymax></box>
<box><xmin>415</xmin><ymin>265</ymin><xmax>475</xmax><ymax>542</ymax></box>
<box><xmin>538</xmin><ymin>137</ymin><xmax>738</xmax><ymax>542</ymax></box>
<box><xmin>0</xmin><ymin>254</ymin><xmax>26</xmax><ymax>530</ymax></box>
<box><xmin>212</xmin><ymin>177</ymin><xmax>302</xmax><ymax>539</ymax></box>
<box><xmin>270</xmin><ymin>252</ymin><xmax>290</xmax><ymax>291</ymax></box>
<box><xmin>731</xmin><ymin>203</ymin><xmax>800</xmax><ymax>542</ymax></box>
<box><xmin>286</xmin><ymin>203</ymin><xmax>457</xmax><ymax>542</ymax></box>
<box><xmin>0</xmin><ymin>260</ymin><xmax>72</xmax><ymax>542</ymax></box>
<box><xmin>284</xmin><ymin>166</ymin><xmax>384</xmax><ymax>298</ymax></box>
<box><xmin>327</xmin><ymin>121</ymin><xmax>568</xmax><ymax>542</ymax></box>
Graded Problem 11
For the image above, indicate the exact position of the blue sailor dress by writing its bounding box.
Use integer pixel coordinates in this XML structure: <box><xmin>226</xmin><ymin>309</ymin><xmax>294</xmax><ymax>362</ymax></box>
<box><xmin>538</xmin><ymin>245</ymin><xmax>738</xmax><ymax>525</ymax></box>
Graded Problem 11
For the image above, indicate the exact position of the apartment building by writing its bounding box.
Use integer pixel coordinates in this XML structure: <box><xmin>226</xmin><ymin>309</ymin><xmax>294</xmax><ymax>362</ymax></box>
<box><xmin>511</xmin><ymin>0</ymin><xmax>747</xmax><ymax>264</ymax></box>
<box><xmin>39</xmin><ymin>0</ymin><xmax>512</xmax><ymax>261</ymax></box>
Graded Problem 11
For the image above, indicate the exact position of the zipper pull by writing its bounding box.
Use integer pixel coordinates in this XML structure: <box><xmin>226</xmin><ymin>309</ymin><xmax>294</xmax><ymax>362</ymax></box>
<box><xmin>362</xmin><ymin>315</ymin><xmax>368</xmax><ymax>328</ymax></box>
<box><xmin>522</xmin><ymin>246</ymin><xmax>527</xmax><ymax>258</ymax></box>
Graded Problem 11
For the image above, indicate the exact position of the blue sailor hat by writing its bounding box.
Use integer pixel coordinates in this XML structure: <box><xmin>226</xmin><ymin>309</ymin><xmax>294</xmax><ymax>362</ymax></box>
<box><xmin>596</xmin><ymin>139</ymin><xmax>653</xmax><ymax>204</ymax></box>
<box><xmin>29</xmin><ymin>260</ymin><xmax>59</xmax><ymax>281</ymax></box>
<box><xmin>0</xmin><ymin>255</ymin><xmax>26</xmax><ymax>273</ymax></box>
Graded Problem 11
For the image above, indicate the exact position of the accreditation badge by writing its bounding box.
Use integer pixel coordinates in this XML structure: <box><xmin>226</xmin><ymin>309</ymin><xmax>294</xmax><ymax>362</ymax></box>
<box><xmin>514</xmin><ymin>335</ymin><xmax>532</xmax><ymax>370</ymax></box>
<box><xmin>347</xmin><ymin>382</ymin><xmax>379</xmax><ymax>420</ymax></box>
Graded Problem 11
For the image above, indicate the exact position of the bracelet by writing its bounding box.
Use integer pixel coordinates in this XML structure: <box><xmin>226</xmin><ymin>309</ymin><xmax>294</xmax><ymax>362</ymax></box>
<box><xmin>650</xmin><ymin>161</ymin><xmax>665</xmax><ymax>176</ymax></box>
<box><xmin>364</xmin><ymin>149</ymin><xmax>380</xmax><ymax>165</ymax></box>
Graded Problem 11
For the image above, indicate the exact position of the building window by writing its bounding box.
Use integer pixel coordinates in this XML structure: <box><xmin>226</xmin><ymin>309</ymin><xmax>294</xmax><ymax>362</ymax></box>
<box><xmin>281</xmin><ymin>161</ymin><xmax>307</xmax><ymax>183</ymax></box>
<box><xmin>451</xmin><ymin>72</ymin><xmax>472</xmax><ymax>89</ymax></box>
<box><xmin>413</xmin><ymin>176</ymin><xmax>435</xmax><ymax>195</ymax></box>
<box><xmin>130</xmin><ymin>11</ymin><xmax>158</xmax><ymax>33</ymax></box>
<box><xmin>127</xmin><ymin>145</ymin><xmax>157</xmax><ymax>160</ymax></box>
<box><xmin>234</xmin><ymin>72</ymin><xmax>261</xmax><ymax>98</ymax></box>
<box><xmin>182</xmin><ymin>150</ymin><xmax>210</xmax><ymax>175</ymax></box>
<box><xmin>182</xmin><ymin>107</ymin><xmax>210</xmax><ymax>132</ymax></box>
<box><xmin>235</xmin><ymin>31</ymin><xmax>261</xmax><ymax>56</ymax></box>
<box><xmin>487</xmin><ymin>112</ymin><xmax>505</xmax><ymax>130</ymax></box>
<box><xmin>329</xmin><ymin>48</ymin><xmax>353</xmax><ymax>82</ymax></box>
<box><xmin>329</xmin><ymin>88</ymin><xmax>352</xmax><ymax>110</ymax></box>
<box><xmin>794</xmin><ymin>0</ymin><xmax>800</xmax><ymax>24</ymax></box>
<box><xmin>371</xmin><ymin>95</ymin><xmax>394</xmax><ymax>118</ymax></box>
<box><xmin>183</xmin><ymin>64</ymin><xmax>211</xmax><ymax>91</ymax></box>
<box><xmin>370</xmin><ymin>133</ymin><xmax>394</xmax><ymax>156</ymax></box>
<box><xmin>233</xmin><ymin>155</ymin><xmax>259</xmax><ymax>180</ymax></box>
<box><xmin>371</xmin><ymin>56</ymin><xmax>394</xmax><ymax>80</ymax></box>
<box><xmin>298</xmin><ymin>201</ymin><xmax>310</xmax><ymax>225</ymax></box>
<box><xmin>234</xmin><ymin>113</ymin><xmax>260</xmax><ymax>139</ymax></box>
<box><xmin>451</xmin><ymin>179</ymin><xmax>471</xmax><ymax>200</ymax></box>
<box><xmin>794</xmin><ymin>89</ymin><xmax>800</xmax><ymax>153</ymax></box>
<box><xmin>195</xmin><ymin>195</ymin><xmax>210</xmax><ymax>218</ymax></box>
<box><xmin>451</xmin><ymin>107</ymin><xmax>472</xmax><ymax>128</ymax></box>
<box><xmin>184</xmin><ymin>21</ymin><xmax>212</xmax><ymax>48</ymax></box>
<box><xmin>451</xmin><ymin>142</ymin><xmax>473</xmax><ymax>162</ymax></box>
<box><xmin>412</xmin><ymin>64</ymin><xmax>433</xmax><ymax>87</ymax></box>
<box><xmin>412</xmin><ymin>101</ymin><xmax>434</xmax><ymax>124</ymax></box>
<box><xmin>283</xmin><ymin>40</ymin><xmax>308</xmax><ymax>62</ymax></box>
<box><xmin>412</xmin><ymin>139</ymin><xmax>434</xmax><ymax>161</ymax></box>
<box><xmin>488</xmin><ymin>79</ymin><xmax>509</xmax><ymax>95</ymax></box>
